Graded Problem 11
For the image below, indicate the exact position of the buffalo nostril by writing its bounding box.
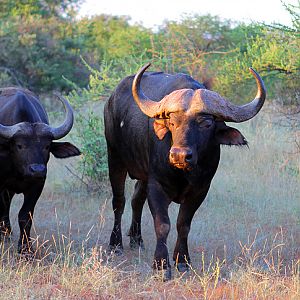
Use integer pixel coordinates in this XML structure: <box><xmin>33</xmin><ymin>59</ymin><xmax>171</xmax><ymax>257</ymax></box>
<box><xmin>29</xmin><ymin>164</ymin><xmax>46</xmax><ymax>174</ymax></box>
<box><xmin>185</xmin><ymin>153</ymin><xmax>193</xmax><ymax>162</ymax></box>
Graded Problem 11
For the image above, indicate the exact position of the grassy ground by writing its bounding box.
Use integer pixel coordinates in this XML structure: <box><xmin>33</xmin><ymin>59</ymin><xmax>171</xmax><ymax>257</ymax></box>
<box><xmin>0</xmin><ymin>104</ymin><xmax>299</xmax><ymax>299</ymax></box>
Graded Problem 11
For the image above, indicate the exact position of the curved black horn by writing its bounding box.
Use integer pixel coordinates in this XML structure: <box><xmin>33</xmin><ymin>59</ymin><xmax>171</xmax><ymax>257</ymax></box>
<box><xmin>132</xmin><ymin>63</ymin><xmax>164</xmax><ymax>118</ymax></box>
<box><xmin>224</xmin><ymin>67</ymin><xmax>266</xmax><ymax>122</ymax></box>
<box><xmin>198</xmin><ymin>67</ymin><xmax>266</xmax><ymax>122</ymax></box>
<box><xmin>50</xmin><ymin>93</ymin><xmax>74</xmax><ymax>140</ymax></box>
<box><xmin>0</xmin><ymin>123</ymin><xmax>22</xmax><ymax>139</ymax></box>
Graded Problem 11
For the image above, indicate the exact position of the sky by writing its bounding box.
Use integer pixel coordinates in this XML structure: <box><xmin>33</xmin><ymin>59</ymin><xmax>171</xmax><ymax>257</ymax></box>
<box><xmin>79</xmin><ymin>0</ymin><xmax>298</xmax><ymax>29</ymax></box>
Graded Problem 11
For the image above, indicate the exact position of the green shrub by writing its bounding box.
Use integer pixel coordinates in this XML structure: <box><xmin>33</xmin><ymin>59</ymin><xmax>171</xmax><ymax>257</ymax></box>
<box><xmin>67</xmin><ymin>56</ymin><xmax>155</xmax><ymax>189</ymax></box>
<box><xmin>75</xmin><ymin>110</ymin><xmax>108</xmax><ymax>190</ymax></box>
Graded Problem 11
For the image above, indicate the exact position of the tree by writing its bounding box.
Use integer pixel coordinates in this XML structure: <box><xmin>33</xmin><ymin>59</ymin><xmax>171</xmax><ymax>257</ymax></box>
<box><xmin>0</xmin><ymin>0</ymin><xmax>82</xmax><ymax>19</ymax></box>
<box><xmin>0</xmin><ymin>0</ymin><xmax>87</xmax><ymax>92</ymax></box>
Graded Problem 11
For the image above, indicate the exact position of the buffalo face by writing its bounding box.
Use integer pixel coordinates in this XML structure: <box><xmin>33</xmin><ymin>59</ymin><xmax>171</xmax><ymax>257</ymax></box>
<box><xmin>10</xmin><ymin>131</ymin><xmax>51</xmax><ymax>179</ymax></box>
<box><xmin>154</xmin><ymin>112</ymin><xmax>247</xmax><ymax>170</ymax></box>
<box><xmin>7</xmin><ymin>124</ymin><xmax>80</xmax><ymax>180</ymax></box>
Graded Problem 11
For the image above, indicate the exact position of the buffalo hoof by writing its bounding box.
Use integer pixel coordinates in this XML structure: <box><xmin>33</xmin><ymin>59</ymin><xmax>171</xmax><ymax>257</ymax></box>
<box><xmin>129</xmin><ymin>237</ymin><xmax>145</xmax><ymax>250</ymax></box>
<box><xmin>109</xmin><ymin>245</ymin><xmax>124</xmax><ymax>256</ymax></box>
<box><xmin>18</xmin><ymin>251</ymin><xmax>35</xmax><ymax>261</ymax></box>
<box><xmin>176</xmin><ymin>262</ymin><xmax>190</xmax><ymax>273</ymax></box>
<box><xmin>18</xmin><ymin>245</ymin><xmax>35</xmax><ymax>261</ymax></box>
<box><xmin>153</xmin><ymin>267</ymin><xmax>172</xmax><ymax>281</ymax></box>
<box><xmin>18</xmin><ymin>241</ymin><xmax>34</xmax><ymax>253</ymax></box>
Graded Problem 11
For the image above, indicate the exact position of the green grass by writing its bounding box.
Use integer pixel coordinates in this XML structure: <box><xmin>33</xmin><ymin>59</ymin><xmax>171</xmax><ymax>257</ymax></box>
<box><xmin>1</xmin><ymin>103</ymin><xmax>299</xmax><ymax>299</ymax></box>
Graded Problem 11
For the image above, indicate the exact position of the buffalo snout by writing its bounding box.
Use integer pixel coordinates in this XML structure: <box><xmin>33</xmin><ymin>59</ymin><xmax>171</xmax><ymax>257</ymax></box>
<box><xmin>28</xmin><ymin>164</ymin><xmax>47</xmax><ymax>178</ymax></box>
<box><xmin>169</xmin><ymin>147</ymin><xmax>194</xmax><ymax>169</ymax></box>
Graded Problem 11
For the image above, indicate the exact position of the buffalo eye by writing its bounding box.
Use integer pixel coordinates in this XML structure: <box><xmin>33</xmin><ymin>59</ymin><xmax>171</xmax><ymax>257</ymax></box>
<box><xmin>16</xmin><ymin>144</ymin><xmax>23</xmax><ymax>150</ymax></box>
<box><xmin>196</xmin><ymin>117</ymin><xmax>213</xmax><ymax>128</ymax></box>
<box><xmin>169</xmin><ymin>121</ymin><xmax>175</xmax><ymax>128</ymax></box>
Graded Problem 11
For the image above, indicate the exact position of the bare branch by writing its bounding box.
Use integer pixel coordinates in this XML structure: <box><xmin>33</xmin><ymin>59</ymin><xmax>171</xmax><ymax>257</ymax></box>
<box><xmin>0</xmin><ymin>67</ymin><xmax>23</xmax><ymax>86</ymax></box>
<box><xmin>64</xmin><ymin>165</ymin><xmax>89</xmax><ymax>188</ymax></box>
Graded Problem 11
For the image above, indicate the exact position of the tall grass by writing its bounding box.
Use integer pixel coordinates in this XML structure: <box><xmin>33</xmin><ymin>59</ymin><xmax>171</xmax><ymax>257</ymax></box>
<box><xmin>1</xmin><ymin>104</ymin><xmax>299</xmax><ymax>299</ymax></box>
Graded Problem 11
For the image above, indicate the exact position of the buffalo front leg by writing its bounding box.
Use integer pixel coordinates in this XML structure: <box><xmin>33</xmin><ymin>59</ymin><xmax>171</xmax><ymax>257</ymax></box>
<box><xmin>128</xmin><ymin>180</ymin><xmax>147</xmax><ymax>249</ymax></box>
<box><xmin>18</xmin><ymin>182</ymin><xmax>44</xmax><ymax>255</ymax></box>
<box><xmin>0</xmin><ymin>189</ymin><xmax>14</xmax><ymax>238</ymax></box>
<box><xmin>148</xmin><ymin>181</ymin><xmax>172</xmax><ymax>279</ymax></box>
<box><xmin>173</xmin><ymin>191</ymin><xmax>208</xmax><ymax>272</ymax></box>
<box><xmin>108</xmin><ymin>147</ymin><xmax>127</xmax><ymax>254</ymax></box>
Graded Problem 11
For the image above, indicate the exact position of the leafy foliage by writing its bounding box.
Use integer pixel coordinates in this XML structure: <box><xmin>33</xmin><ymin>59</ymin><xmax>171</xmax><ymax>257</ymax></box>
<box><xmin>0</xmin><ymin>0</ymin><xmax>88</xmax><ymax>92</ymax></box>
<box><xmin>74</xmin><ymin>109</ymin><xmax>108</xmax><ymax>190</ymax></box>
<box><xmin>0</xmin><ymin>0</ymin><xmax>82</xmax><ymax>18</ymax></box>
<box><xmin>1</xmin><ymin>1</ymin><xmax>299</xmax><ymax>100</ymax></box>
<box><xmin>67</xmin><ymin>55</ymin><xmax>151</xmax><ymax>187</ymax></box>
<box><xmin>151</xmin><ymin>14</ymin><xmax>235</xmax><ymax>76</ymax></box>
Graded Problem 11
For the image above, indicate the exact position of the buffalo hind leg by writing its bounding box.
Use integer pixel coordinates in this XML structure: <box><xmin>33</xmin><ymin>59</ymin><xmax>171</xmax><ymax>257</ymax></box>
<box><xmin>0</xmin><ymin>189</ymin><xmax>14</xmax><ymax>239</ymax></box>
<box><xmin>173</xmin><ymin>191</ymin><xmax>208</xmax><ymax>272</ymax></box>
<box><xmin>108</xmin><ymin>147</ymin><xmax>127</xmax><ymax>254</ymax></box>
<box><xmin>128</xmin><ymin>180</ymin><xmax>147</xmax><ymax>250</ymax></box>
<box><xmin>18</xmin><ymin>182</ymin><xmax>44</xmax><ymax>256</ymax></box>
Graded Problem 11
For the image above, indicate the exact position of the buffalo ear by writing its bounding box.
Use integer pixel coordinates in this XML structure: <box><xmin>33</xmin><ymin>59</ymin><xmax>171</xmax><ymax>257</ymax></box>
<box><xmin>50</xmin><ymin>142</ymin><xmax>81</xmax><ymax>158</ymax></box>
<box><xmin>215</xmin><ymin>124</ymin><xmax>247</xmax><ymax>146</ymax></box>
<box><xmin>153</xmin><ymin>119</ymin><xmax>169</xmax><ymax>140</ymax></box>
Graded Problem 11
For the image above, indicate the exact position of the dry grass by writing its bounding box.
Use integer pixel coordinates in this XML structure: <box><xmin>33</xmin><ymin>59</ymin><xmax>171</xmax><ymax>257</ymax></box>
<box><xmin>0</xmin><ymin>104</ymin><xmax>299</xmax><ymax>299</ymax></box>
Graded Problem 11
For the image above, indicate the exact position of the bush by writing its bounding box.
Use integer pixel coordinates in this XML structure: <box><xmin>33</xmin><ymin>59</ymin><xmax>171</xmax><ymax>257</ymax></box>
<box><xmin>68</xmin><ymin>55</ymin><xmax>157</xmax><ymax>188</ymax></box>
<box><xmin>67</xmin><ymin>64</ymin><xmax>109</xmax><ymax>189</ymax></box>
<box><xmin>74</xmin><ymin>109</ymin><xmax>108</xmax><ymax>190</ymax></box>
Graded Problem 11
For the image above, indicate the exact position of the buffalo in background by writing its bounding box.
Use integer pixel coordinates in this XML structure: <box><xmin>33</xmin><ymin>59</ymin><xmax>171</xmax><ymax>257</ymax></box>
<box><xmin>0</xmin><ymin>87</ymin><xmax>80</xmax><ymax>255</ymax></box>
<box><xmin>104</xmin><ymin>63</ymin><xmax>266</xmax><ymax>279</ymax></box>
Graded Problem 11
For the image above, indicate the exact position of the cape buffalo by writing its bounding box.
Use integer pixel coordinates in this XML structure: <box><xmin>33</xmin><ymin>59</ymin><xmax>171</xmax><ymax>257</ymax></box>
<box><xmin>104</xmin><ymin>63</ymin><xmax>266</xmax><ymax>279</ymax></box>
<box><xmin>0</xmin><ymin>87</ymin><xmax>80</xmax><ymax>255</ymax></box>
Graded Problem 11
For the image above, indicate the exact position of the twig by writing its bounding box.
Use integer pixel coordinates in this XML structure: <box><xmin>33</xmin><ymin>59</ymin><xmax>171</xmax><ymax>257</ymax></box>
<box><xmin>0</xmin><ymin>67</ymin><xmax>23</xmax><ymax>86</ymax></box>
<box><xmin>260</xmin><ymin>67</ymin><xmax>300</xmax><ymax>75</ymax></box>
<box><xmin>64</xmin><ymin>165</ymin><xmax>89</xmax><ymax>188</ymax></box>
